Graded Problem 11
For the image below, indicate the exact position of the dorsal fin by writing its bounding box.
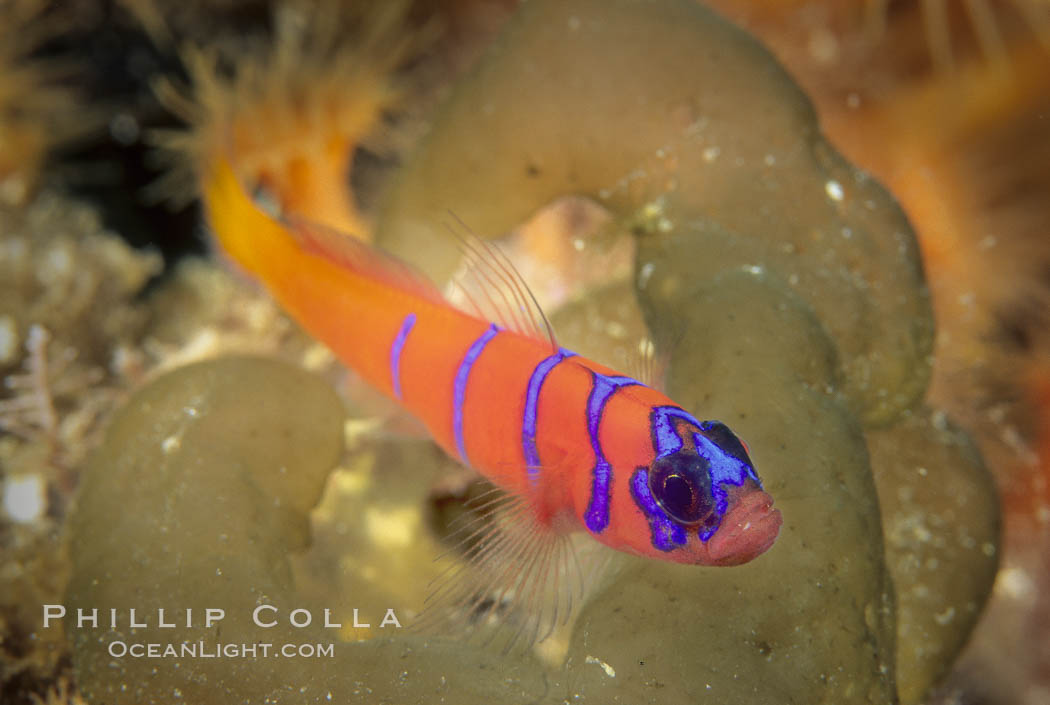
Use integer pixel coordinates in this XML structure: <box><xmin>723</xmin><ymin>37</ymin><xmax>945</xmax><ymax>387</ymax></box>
<box><xmin>248</xmin><ymin>178</ymin><xmax>557</xmax><ymax>343</ymax></box>
<box><xmin>443</xmin><ymin>214</ymin><xmax>558</xmax><ymax>352</ymax></box>
<box><xmin>282</xmin><ymin>213</ymin><xmax>448</xmax><ymax>306</ymax></box>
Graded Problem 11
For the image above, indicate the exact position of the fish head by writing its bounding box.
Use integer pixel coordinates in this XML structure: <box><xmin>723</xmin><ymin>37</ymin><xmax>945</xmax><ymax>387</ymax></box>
<box><xmin>620</xmin><ymin>419</ymin><xmax>782</xmax><ymax>566</ymax></box>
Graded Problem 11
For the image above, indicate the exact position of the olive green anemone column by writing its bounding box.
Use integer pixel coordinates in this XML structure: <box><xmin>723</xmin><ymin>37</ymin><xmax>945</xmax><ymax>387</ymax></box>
<box><xmin>66</xmin><ymin>358</ymin><xmax>555</xmax><ymax>704</ymax></box>
<box><xmin>66</xmin><ymin>358</ymin><xmax>347</xmax><ymax>703</ymax></box>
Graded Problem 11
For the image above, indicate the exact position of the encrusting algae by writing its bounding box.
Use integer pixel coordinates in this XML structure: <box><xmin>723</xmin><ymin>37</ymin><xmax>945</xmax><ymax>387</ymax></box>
<box><xmin>0</xmin><ymin>193</ymin><xmax>159</xmax><ymax>701</ymax></box>
<box><xmin>0</xmin><ymin>187</ymin><xmax>336</xmax><ymax>703</ymax></box>
<box><xmin>5</xmin><ymin>0</ymin><xmax>1044</xmax><ymax>703</ymax></box>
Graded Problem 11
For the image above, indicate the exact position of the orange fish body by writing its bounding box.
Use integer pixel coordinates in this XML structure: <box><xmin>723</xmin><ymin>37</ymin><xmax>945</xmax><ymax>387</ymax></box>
<box><xmin>204</xmin><ymin>159</ymin><xmax>781</xmax><ymax>570</ymax></box>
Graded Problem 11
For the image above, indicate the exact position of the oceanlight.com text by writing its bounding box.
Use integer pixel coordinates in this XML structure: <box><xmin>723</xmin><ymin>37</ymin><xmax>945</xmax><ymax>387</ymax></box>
<box><xmin>107</xmin><ymin>641</ymin><xmax>335</xmax><ymax>659</ymax></box>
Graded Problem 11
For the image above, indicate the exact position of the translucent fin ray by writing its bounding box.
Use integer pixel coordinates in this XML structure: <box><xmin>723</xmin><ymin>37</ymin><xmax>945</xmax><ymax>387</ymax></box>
<box><xmin>631</xmin><ymin>336</ymin><xmax>672</xmax><ymax>392</ymax></box>
<box><xmin>443</xmin><ymin>213</ymin><xmax>558</xmax><ymax>351</ymax></box>
<box><xmin>412</xmin><ymin>480</ymin><xmax>584</xmax><ymax>653</ymax></box>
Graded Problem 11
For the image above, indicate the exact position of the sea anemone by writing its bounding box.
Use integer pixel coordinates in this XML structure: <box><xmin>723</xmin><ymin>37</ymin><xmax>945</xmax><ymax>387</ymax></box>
<box><xmin>151</xmin><ymin>0</ymin><xmax>424</xmax><ymax>238</ymax></box>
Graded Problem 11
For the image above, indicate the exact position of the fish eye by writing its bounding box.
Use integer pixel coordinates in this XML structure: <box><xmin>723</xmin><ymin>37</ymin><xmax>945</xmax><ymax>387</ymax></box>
<box><xmin>648</xmin><ymin>452</ymin><xmax>714</xmax><ymax>525</ymax></box>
